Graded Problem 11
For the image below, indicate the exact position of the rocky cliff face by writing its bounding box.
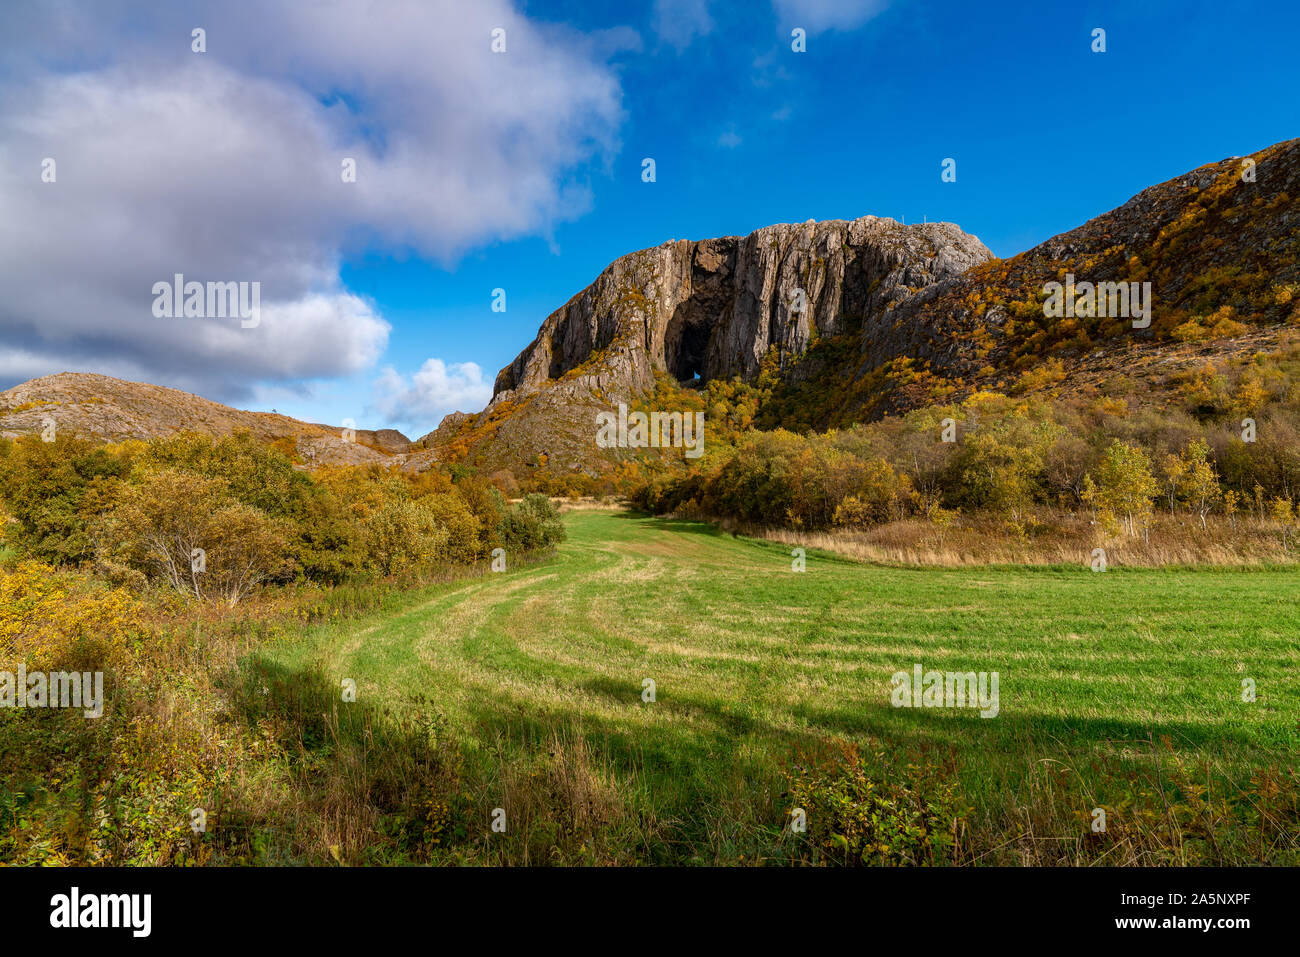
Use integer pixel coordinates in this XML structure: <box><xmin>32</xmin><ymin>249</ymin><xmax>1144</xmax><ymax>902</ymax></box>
<box><xmin>440</xmin><ymin>217</ymin><xmax>992</xmax><ymax>474</ymax></box>
<box><xmin>492</xmin><ymin>216</ymin><xmax>993</xmax><ymax>407</ymax></box>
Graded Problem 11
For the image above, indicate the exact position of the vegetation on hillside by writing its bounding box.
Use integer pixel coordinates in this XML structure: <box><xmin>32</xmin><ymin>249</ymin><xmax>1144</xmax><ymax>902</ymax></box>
<box><xmin>613</xmin><ymin>331</ymin><xmax>1300</xmax><ymax>563</ymax></box>
<box><xmin>4</xmin><ymin>141</ymin><xmax>1299</xmax><ymax>867</ymax></box>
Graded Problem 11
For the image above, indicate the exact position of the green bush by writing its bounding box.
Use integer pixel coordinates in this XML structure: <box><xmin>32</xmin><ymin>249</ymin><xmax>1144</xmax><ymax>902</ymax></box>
<box><xmin>497</xmin><ymin>494</ymin><xmax>566</xmax><ymax>552</ymax></box>
<box><xmin>0</xmin><ymin>434</ymin><xmax>128</xmax><ymax>565</ymax></box>
<box><xmin>786</xmin><ymin>745</ymin><xmax>965</xmax><ymax>866</ymax></box>
<box><xmin>418</xmin><ymin>492</ymin><xmax>482</xmax><ymax>562</ymax></box>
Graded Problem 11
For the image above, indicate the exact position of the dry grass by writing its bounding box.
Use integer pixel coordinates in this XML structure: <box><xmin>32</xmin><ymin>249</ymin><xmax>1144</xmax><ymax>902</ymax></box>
<box><xmin>554</xmin><ymin>496</ymin><xmax>626</xmax><ymax>512</ymax></box>
<box><xmin>745</xmin><ymin>511</ymin><xmax>1300</xmax><ymax>568</ymax></box>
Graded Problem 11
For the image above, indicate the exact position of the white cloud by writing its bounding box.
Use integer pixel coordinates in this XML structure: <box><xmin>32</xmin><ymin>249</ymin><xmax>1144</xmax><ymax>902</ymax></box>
<box><xmin>717</xmin><ymin>127</ymin><xmax>743</xmax><ymax>148</ymax></box>
<box><xmin>371</xmin><ymin>359</ymin><xmax>493</xmax><ymax>432</ymax></box>
<box><xmin>245</xmin><ymin>295</ymin><xmax>389</xmax><ymax>380</ymax></box>
<box><xmin>0</xmin><ymin>0</ymin><xmax>627</xmax><ymax>402</ymax></box>
<box><xmin>772</xmin><ymin>0</ymin><xmax>889</xmax><ymax>34</ymax></box>
<box><xmin>653</xmin><ymin>0</ymin><xmax>714</xmax><ymax>50</ymax></box>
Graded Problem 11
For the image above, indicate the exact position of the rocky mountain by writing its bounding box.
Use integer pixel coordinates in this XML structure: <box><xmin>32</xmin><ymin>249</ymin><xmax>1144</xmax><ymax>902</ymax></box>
<box><xmin>423</xmin><ymin>217</ymin><xmax>993</xmax><ymax>473</ymax></box>
<box><xmin>493</xmin><ymin>217</ymin><xmax>992</xmax><ymax>400</ymax></box>
<box><xmin>0</xmin><ymin>372</ymin><xmax>411</xmax><ymax>466</ymax></box>
<box><xmin>426</xmin><ymin>137</ymin><xmax>1300</xmax><ymax>473</ymax></box>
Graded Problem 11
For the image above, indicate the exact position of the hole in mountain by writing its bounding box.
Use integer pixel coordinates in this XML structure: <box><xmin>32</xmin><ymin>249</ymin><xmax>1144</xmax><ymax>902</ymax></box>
<box><xmin>664</xmin><ymin>307</ymin><xmax>712</xmax><ymax>383</ymax></box>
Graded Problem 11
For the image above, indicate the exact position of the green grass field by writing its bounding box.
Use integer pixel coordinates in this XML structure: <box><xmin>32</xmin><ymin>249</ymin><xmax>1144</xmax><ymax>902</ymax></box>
<box><xmin>259</xmin><ymin>509</ymin><xmax>1300</xmax><ymax>864</ymax></box>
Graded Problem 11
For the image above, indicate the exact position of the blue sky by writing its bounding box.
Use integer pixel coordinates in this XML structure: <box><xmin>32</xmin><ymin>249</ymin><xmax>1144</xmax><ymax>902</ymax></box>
<box><xmin>4</xmin><ymin>0</ymin><xmax>1297</xmax><ymax>438</ymax></box>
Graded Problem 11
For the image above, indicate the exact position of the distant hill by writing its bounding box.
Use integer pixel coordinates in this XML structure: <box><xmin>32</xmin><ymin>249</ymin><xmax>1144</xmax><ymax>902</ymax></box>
<box><xmin>0</xmin><ymin>372</ymin><xmax>411</xmax><ymax>466</ymax></box>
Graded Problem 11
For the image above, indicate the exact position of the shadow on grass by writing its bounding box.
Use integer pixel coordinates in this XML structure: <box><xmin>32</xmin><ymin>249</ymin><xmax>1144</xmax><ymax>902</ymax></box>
<box><xmin>227</xmin><ymin>643</ymin><xmax>1286</xmax><ymax>790</ymax></box>
<box><xmin>215</xmin><ymin>634</ymin><xmax>1297</xmax><ymax>864</ymax></box>
<box><xmin>210</xmin><ymin>653</ymin><xmax>459</xmax><ymax>862</ymax></box>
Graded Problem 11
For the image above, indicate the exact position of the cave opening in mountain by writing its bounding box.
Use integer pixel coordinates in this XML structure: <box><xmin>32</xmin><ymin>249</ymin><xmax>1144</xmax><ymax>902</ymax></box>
<box><xmin>664</xmin><ymin>307</ymin><xmax>712</xmax><ymax>384</ymax></box>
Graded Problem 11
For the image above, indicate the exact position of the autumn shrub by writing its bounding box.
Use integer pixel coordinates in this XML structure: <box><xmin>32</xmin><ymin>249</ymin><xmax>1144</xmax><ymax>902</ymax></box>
<box><xmin>0</xmin><ymin>560</ymin><xmax>162</xmax><ymax>866</ymax></box>
<box><xmin>139</xmin><ymin>431</ymin><xmax>312</xmax><ymax>520</ymax></box>
<box><xmin>0</xmin><ymin>434</ymin><xmax>128</xmax><ymax>565</ymax></box>
<box><xmin>947</xmin><ymin>411</ymin><xmax>1061</xmax><ymax>520</ymax></box>
<box><xmin>831</xmin><ymin>458</ymin><xmax>909</xmax><ymax>527</ymax></box>
<box><xmin>0</xmin><ymin>559</ymin><xmax>142</xmax><ymax>672</ymax></box>
<box><xmin>0</xmin><ymin>432</ymin><xmax>555</xmax><ymax>597</ymax></box>
<box><xmin>363</xmin><ymin>499</ymin><xmax>450</xmax><ymax>576</ymax></box>
<box><xmin>1081</xmin><ymin>441</ymin><xmax>1159</xmax><ymax>537</ymax></box>
<box><xmin>417</xmin><ymin>492</ymin><xmax>482</xmax><ymax>562</ymax></box>
<box><xmin>452</xmin><ymin>475</ymin><xmax>507</xmax><ymax>554</ymax></box>
<box><xmin>96</xmin><ymin>468</ymin><xmax>292</xmax><ymax>605</ymax></box>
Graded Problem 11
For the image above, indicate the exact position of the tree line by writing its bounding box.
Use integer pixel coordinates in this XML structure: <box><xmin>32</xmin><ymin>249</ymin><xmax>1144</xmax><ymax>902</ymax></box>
<box><xmin>0</xmin><ymin>431</ymin><xmax>565</xmax><ymax>605</ymax></box>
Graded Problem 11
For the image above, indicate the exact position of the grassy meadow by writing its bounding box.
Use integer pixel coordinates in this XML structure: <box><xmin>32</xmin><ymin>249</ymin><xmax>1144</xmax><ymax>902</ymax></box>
<box><xmin>245</xmin><ymin>508</ymin><xmax>1300</xmax><ymax>865</ymax></box>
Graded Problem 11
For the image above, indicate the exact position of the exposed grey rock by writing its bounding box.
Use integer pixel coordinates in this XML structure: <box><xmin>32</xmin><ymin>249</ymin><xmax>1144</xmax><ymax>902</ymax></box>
<box><xmin>490</xmin><ymin>216</ymin><xmax>993</xmax><ymax>406</ymax></box>
<box><xmin>422</xmin><ymin>217</ymin><xmax>992</xmax><ymax>475</ymax></box>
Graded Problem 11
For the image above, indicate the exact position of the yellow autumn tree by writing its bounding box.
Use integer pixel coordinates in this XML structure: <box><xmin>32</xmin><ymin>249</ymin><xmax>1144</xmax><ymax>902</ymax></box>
<box><xmin>1082</xmin><ymin>441</ymin><xmax>1159</xmax><ymax>537</ymax></box>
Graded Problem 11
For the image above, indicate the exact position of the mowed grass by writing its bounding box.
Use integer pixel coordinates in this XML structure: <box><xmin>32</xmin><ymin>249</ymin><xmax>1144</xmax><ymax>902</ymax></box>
<box><xmin>261</xmin><ymin>510</ymin><xmax>1300</xmax><ymax>864</ymax></box>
